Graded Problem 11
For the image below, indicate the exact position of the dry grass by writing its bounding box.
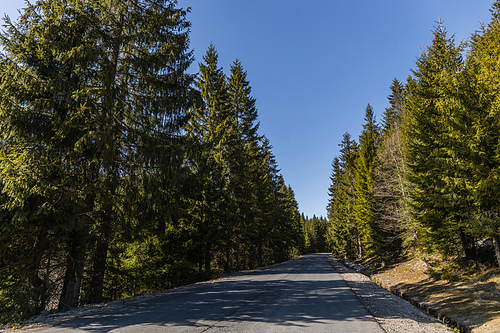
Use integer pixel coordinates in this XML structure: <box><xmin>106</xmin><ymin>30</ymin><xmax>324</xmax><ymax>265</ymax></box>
<box><xmin>370</xmin><ymin>258</ymin><xmax>500</xmax><ymax>332</ymax></box>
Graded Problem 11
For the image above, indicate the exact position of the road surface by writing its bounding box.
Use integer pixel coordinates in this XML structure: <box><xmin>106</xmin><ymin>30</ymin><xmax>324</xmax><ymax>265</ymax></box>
<box><xmin>30</xmin><ymin>253</ymin><xmax>384</xmax><ymax>332</ymax></box>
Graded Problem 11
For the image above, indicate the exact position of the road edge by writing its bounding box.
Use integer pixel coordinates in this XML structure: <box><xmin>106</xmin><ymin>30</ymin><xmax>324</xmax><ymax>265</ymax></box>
<box><xmin>369</xmin><ymin>274</ymin><xmax>471</xmax><ymax>333</ymax></box>
<box><xmin>328</xmin><ymin>255</ymin><xmax>472</xmax><ymax>333</ymax></box>
<box><xmin>1</xmin><ymin>255</ymin><xmax>306</xmax><ymax>332</ymax></box>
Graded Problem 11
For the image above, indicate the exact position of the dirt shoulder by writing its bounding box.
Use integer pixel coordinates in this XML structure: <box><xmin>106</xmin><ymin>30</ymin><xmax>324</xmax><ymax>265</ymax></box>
<box><xmin>328</xmin><ymin>256</ymin><xmax>453</xmax><ymax>333</ymax></box>
<box><xmin>368</xmin><ymin>259</ymin><xmax>500</xmax><ymax>333</ymax></box>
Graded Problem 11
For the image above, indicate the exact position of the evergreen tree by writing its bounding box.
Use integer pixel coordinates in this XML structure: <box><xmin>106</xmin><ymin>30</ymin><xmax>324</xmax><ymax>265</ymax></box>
<box><xmin>404</xmin><ymin>22</ymin><xmax>475</xmax><ymax>259</ymax></box>
<box><xmin>353</xmin><ymin>104</ymin><xmax>380</xmax><ymax>257</ymax></box>
<box><xmin>227</xmin><ymin>59</ymin><xmax>260</xmax><ymax>142</ymax></box>
<box><xmin>270</xmin><ymin>181</ymin><xmax>303</xmax><ymax>261</ymax></box>
<box><xmin>326</xmin><ymin>133</ymin><xmax>358</xmax><ymax>259</ymax></box>
<box><xmin>186</xmin><ymin>47</ymin><xmax>301</xmax><ymax>273</ymax></box>
<box><xmin>187</xmin><ymin>43</ymin><xmax>229</xmax><ymax>276</ymax></box>
<box><xmin>221</xmin><ymin>59</ymin><xmax>261</xmax><ymax>271</ymax></box>
<box><xmin>466</xmin><ymin>1</ymin><xmax>500</xmax><ymax>266</ymax></box>
<box><xmin>373</xmin><ymin>79</ymin><xmax>410</xmax><ymax>258</ymax></box>
<box><xmin>0</xmin><ymin>0</ymin><xmax>103</xmax><ymax>315</ymax></box>
<box><xmin>250</xmin><ymin>137</ymin><xmax>281</xmax><ymax>267</ymax></box>
<box><xmin>0</xmin><ymin>0</ymin><xmax>194</xmax><ymax>317</ymax></box>
<box><xmin>382</xmin><ymin>78</ymin><xmax>405</xmax><ymax>135</ymax></box>
<box><xmin>326</xmin><ymin>157</ymin><xmax>348</xmax><ymax>256</ymax></box>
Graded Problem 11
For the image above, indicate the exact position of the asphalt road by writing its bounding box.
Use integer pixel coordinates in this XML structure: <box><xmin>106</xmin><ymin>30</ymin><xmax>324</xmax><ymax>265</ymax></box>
<box><xmin>31</xmin><ymin>253</ymin><xmax>384</xmax><ymax>332</ymax></box>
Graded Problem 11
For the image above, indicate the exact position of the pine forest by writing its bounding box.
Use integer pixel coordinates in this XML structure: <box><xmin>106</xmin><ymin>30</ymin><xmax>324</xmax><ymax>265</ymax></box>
<box><xmin>327</xmin><ymin>2</ymin><xmax>500</xmax><ymax>280</ymax></box>
<box><xmin>0</xmin><ymin>0</ymin><xmax>305</xmax><ymax>322</ymax></box>
<box><xmin>2</xmin><ymin>0</ymin><xmax>500</xmax><ymax>325</ymax></box>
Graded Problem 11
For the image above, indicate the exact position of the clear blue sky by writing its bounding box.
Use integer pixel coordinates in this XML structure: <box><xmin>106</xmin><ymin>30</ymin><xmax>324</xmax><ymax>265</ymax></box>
<box><xmin>2</xmin><ymin>1</ymin><xmax>495</xmax><ymax>218</ymax></box>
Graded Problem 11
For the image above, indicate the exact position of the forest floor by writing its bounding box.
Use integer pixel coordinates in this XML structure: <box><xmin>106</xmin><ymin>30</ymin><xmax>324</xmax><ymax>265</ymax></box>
<box><xmin>365</xmin><ymin>258</ymin><xmax>500</xmax><ymax>332</ymax></box>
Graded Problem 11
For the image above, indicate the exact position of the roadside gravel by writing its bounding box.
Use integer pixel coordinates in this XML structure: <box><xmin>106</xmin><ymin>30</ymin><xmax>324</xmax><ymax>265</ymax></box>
<box><xmin>328</xmin><ymin>255</ymin><xmax>454</xmax><ymax>333</ymax></box>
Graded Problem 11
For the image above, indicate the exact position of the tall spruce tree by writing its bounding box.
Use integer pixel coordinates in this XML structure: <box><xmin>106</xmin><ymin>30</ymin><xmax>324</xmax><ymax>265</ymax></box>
<box><xmin>373</xmin><ymin>79</ymin><xmax>409</xmax><ymax>258</ymax></box>
<box><xmin>382</xmin><ymin>78</ymin><xmax>405</xmax><ymax>134</ymax></box>
<box><xmin>187</xmin><ymin>43</ymin><xmax>230</xmax><ymax>276</ymax></box>
<box><xmin>353</xmin><ymin>104</ymin><xmax>380</xmax><ymax>257</ymax></box>
<box><xmin>326</xmin><ymin>157</ymin><xmax>349</xmax><ymax>257</ymax></box>
<box><xmin>221</xmin><ymin>59</ymin><xmax>261</xmax><ymax>271</ymax></box>
<box><xmin>466</xmin><ymin>1</ymin><xmax>500</xmax><ymax>266</ymax></box>
<box><xmin>326</xmin><ymin>133</ymin><xmax>358</xmax><ymax>259</ymax></box>
<box><xmin>404</xmin><ymin>22</ymin><xmax>476</xmax><ymax>259</ymax></box>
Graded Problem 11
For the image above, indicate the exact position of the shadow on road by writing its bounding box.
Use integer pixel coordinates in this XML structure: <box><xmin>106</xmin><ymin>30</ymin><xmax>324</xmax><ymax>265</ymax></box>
<box><xmin>37</xmin><ymin>254</ymin><xmax>388</xmax><ymax>332</ymax></box>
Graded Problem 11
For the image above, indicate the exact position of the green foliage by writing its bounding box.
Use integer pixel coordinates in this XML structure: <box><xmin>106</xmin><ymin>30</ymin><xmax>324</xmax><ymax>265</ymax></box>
<box><xmin>185</xmin><ymin>44</ymin><xmax>303</xmax><ymax>275</ymax></box>
<box><xmin>382</xmin><ymin>78</ymin><xmax>405</xmax><ymax>135</ymax></box>
<box><xmin>373</xmin><ymin>79</ymin><xmax>410</xmax><ymax>259</ymax></box>
<box><xmin>326</xmin><ymin>133</ymin><xmax>359</xmax><ymax>259</ymax></box>
<box><xmin>403</xmin><ymin>22</ymin><xmax>477</xmax><ymax>259</ymax></box>
<box><xmin>327</xmin><ymin>7</ymin><xmax>500</xmax><ymax>270</ymax></box>
<box><xmin>0</xmin><ymin>0</ymin><xmax>302</xmax><ymax>323</ymax></box>
<box><xmin>327</xmin><ymin>106</ymin><xmax>381</xmax><ymax>260</ymax></box>
<box><xmin>0</xmin><ymin>2</ymin><xmax>302</xmax><ymax>318</ymax></box>
<box><xmin>353</xmin><ymin>104</ymin><xmax>380</xmax><ymax>257</ymax></box>
<box><xmin>301</xmin><ymin>214</ymin><xmax>328</xmax><ymax>253</ymax></box>
<box><xmin>464</xmin><ymin>2</ymin><xmax>500</xmax><ymax>266</ymax></box>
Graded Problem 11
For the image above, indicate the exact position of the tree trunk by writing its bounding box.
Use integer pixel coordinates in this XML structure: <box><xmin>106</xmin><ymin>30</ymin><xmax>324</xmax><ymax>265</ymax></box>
<box><xmin>28</xmin><ymin>227</ymin><xmax>48</xmax><ymax>312</ymax></box>
<box><xmin>225</xmin><ymin>247</ymin><xmax>230</xmax><ymax>273</ymax></box>
<box><xmin>198</xmin><ymin>254</ymin><xmax>203</xmax><ymax>275</ymax></box>
<box><xmin>204</xmin><ymin>242</ymin><xmax>211</xmax><ymax>276</ymax></box>
<box><xmin>492</xmin><ymin>235</ymin><xmax>500</xmax><ymax>268</ymax></box>
<box><xmin>257</xmin><ymin>240</ymin><xmax>263</xmax><ymax>267</ymax></box>
<box><xmin>58</xmin><ymin>228</ymin><xmax>87</xmax><ymax>311</ymax></box>
<box><xmin>86</xmin><ymin>217</ymin><xmax>111</xmax><ymax>304</ymax></box>
<box><xmin>235</xmin><ymin>243</ymin><xmax>240</xmax><ymax>271</ymax></box>
<box><xmin>357</xmin><ymin>234</ymin><xmax>363</xmax><ymax>259</ymax></box>
<box><xmin>459</xmin><ymin>228</ymin><xmax>476</xmax><ymax>261</ymax></box>
<box><xmin>86</xmin><ymin>239</ymin><xmax>108</xmax><ymax>303</ymax></box>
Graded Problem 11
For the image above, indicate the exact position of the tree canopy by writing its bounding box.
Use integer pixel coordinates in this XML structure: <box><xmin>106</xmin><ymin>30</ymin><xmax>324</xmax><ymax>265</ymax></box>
<box><xmin>0</xmin><ymin>0</ymin><xmax>302</xmax><ymax>323</ymax></box>
<box><xmin>327</xmin><ymin>3</ymin><xmax>500</xmax><ymax>271</ymax></box>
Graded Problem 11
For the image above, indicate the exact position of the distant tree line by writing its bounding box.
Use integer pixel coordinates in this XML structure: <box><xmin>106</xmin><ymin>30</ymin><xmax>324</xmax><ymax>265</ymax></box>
<box><xmin>0</xmin><ymin>0</ymin><xmax>303</xmax><ymax>323</ymax></box>
<box><xmin>301</xmin><ymin>214</ymin><xmax>328</xmax><ymax>254</ymax></box>
<box><xmin>326</xmin><ymin>2</ymin><xmax>500</xmax><ymax>272</ymax></box>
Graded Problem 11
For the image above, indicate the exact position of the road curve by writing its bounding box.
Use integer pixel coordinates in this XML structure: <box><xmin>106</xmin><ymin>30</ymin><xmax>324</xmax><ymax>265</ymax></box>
<box><xmin>30</xmin><ymin>253</ymin><xmax>384</xmax><ymax>332</ymax></box>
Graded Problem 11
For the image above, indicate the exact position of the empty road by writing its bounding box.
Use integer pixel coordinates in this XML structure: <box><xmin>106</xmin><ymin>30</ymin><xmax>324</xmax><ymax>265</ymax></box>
<box><xmin>30</xmin><ymin>253</ymin><xmax>384</xmax><ymax>332</ymax></box>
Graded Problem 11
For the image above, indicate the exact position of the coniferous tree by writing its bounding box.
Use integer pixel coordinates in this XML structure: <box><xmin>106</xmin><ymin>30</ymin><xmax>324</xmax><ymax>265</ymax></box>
<box><xmin>0</xmin><ymin>0</ymin><xmax>306</xmax><ymax>323</ymax></box>
<box><xmin>326</xmin><ymin>157</ymin><xmax>349</xmax><ymax>257</ymax></box>
<box><xmin>465</xmin><ymin>1</ymin><xmax>500</xmax><ymax>266</ymax></box>
<box><xmin>353</xmin><ymin>104</ymin><xmax>380</xmax><ymax>257</ymax></box>
<box><xmin>187</xmin><ymin>43</ymin><xmax>230</xmax><ymax>276</ymax></box>
<box><xmin>373</xmin><ymin>80</ymin><xmax>410</xmax><ymax>258</ymax></box>
<box><xmin>227</xmin><ymin>59</ymin><xmax>260</xmax><ymax>142</ymax></box>
<box><xmin>221</xmin><ymin>59</ymin><xmax>261</xmax><ymax>271</ymax></box>
<box><xmin>326</xmin><ymin>133</ymin><xmax>358</xmax><ymax>259</ymax></box>
<box><xmin>270</xmin><ymin>181</ymin><xmax>303</xmax><ymax>261</ymax></box>
<box><xmin>382</xmin><ymin>78</ymin><xmax>405</xmax><ymax>134</ymax></box>
<box><xmin>0</xmin><ymin>0</ymin><xmax>103</xmax><ymax>314</ymax></box>
<box><xmin>250</xmin><ymin>137</ymin><xmax>281</xmax><ymax>267</ymax></box>
<box><xmin>0</xmin><ymin>0</ymin><xmax>194</xmax><ymax>316</ymax></box>
<box><xmin>404</xmin><ymin>22</ymin><xmax>475</xmax><ymax>259</ymax></box>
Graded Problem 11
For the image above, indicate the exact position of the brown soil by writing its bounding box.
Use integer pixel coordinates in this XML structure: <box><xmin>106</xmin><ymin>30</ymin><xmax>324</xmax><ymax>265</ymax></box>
<box><xmin>369</xmin><ymin>259</ymin><xmax>500</xmax><ymax>333</ymax></box>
